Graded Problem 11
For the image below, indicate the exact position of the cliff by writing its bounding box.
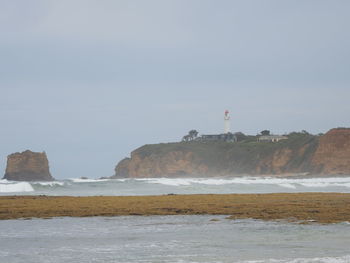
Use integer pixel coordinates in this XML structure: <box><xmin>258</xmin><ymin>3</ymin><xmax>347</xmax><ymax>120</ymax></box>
<box><xmin>113</xmin><ymin>128</ymin><xmax>350</xmax><ymax>178</ymax></box>
<box><xmin>3</xmin><ymin>150</ymin><xmax>54</xmax><ymax>181</ymax></box>
<box><xmin>311</xmin><ymin>128</ymin><xmax>350</xmax><ymax>175</ymax></box>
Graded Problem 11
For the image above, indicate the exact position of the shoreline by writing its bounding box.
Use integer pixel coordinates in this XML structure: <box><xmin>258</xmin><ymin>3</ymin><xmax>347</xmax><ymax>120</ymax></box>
<box><xmin>1</xmin><ymin>193</ymin><xmax>350</xmax><ymax>223</ymax></box>
<box><xmin>109</xmin><ymin>173</ymin><xmax>350</xmax><ymax>179</ymax></box>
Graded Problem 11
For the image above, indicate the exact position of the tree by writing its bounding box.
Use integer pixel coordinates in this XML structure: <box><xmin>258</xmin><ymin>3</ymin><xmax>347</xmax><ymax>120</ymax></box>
<box><xmin>188</xmin><ymin>130</ymin><xmax>199</xmax><ymax>140</ymax></box>
<box><xmin>182</xmin><ymin>130</ymin><xmax>199</xmax><ymax>142</ymax></box>
<box><xmin>234</xmin><ymin>132</ymin><xmax>247</xmax><ymax>142</ymax></box>
<box><xmin>182</xmin><ymin>135</ymin><xmax>190</xmax><ymax>142</ymax></box>
<box><xmin>260</xmin><ymin>130</ymin><xmax>270</xmax><ymax>136</ymax></box>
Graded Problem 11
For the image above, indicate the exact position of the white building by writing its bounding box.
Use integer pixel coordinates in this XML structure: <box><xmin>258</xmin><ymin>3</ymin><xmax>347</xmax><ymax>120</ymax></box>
<box><xmin>224</xmin><ymin>110</ymin><xmax>230</xmax><ymax>134</ymax></box>
<box><xmin>258</xmin><ymin>135</ymin><xmax>288</xmax><ymax>142</ymax></box>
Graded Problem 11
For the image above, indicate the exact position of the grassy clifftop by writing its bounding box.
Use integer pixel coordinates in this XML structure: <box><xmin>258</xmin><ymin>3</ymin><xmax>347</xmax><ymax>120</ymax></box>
<box><xmin>115</xmin><ymin>132</ymin><xmax>321</xmax><ymax>177</ymax></box>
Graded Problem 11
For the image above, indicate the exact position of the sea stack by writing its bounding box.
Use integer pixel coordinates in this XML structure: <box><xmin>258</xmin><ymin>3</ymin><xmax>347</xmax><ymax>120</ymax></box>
<box><xmin>3</xmin><ymin>150</ymin><xmax>54</xmax><ymax>181</ymax></box>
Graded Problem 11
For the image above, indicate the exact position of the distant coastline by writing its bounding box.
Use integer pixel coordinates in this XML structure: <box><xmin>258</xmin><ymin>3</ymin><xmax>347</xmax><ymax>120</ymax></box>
<box><xmin>2</xmin><ymin>128</ymin><xmax>349</xmax><ymax>182</ymax></box>
<box><xmin>112</xmin><ymin>128</ymin><xmax>350</xmax><ymax>178</ymax></box>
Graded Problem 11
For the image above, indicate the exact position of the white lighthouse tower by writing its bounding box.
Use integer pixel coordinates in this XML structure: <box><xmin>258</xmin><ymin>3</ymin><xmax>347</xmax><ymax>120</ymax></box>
<box><xmin>224</xmin><ymin>110</ymin><xmax>230</xmax><ymax>134</ymax></box>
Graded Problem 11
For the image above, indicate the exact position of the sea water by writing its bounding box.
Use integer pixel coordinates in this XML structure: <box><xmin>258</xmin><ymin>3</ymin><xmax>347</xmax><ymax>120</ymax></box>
<box><xmin>0</xmin><ymin>216</ymin><xmax>350</xmax><ymax>263</ymax></box>
<box><xmin>2</xmin><ymin>177</ymin><xmax>350</xmax><ymax>263</ymax></box>
<box><xmin>1</xmin><ymin>176</ymin><xmax>350</xmax><ymax>196</ymax></box>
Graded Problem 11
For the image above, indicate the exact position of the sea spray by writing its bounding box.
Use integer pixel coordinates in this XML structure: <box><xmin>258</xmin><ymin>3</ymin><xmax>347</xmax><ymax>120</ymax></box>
<box><xmin>1</xmin><ymin>176</ymin><xmax>350</xmax><ymax>196</ymax></box>
<box><xmin>0</xmin><ymin>180</ymin><xmax>34</xmax><ymax>193</ymax></box>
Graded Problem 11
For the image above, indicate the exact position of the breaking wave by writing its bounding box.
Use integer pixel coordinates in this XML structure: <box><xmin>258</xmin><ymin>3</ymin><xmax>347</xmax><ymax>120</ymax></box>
<box><xmin>138</xmin><ymin>176</ymin><xmax>350</xmax><ymax>189</ymax></box>
<box><xmin>69</xmin><ymin>178</ymin><xmax>111</xmax><ymax>183</ymax></box>
<box><xmin>31</xmin><ymin>181</ymin><xmax>65</xmax><ymax>186</ymax></box>
<box><xmin>1</xmin><ymin>176</ymin><xmax>350</xmax><ymax>195</ymax></box>
<box><xmin>0</xmin><ymin>180</ymin><xmax>34</xmax><ymax>193</ymax></box>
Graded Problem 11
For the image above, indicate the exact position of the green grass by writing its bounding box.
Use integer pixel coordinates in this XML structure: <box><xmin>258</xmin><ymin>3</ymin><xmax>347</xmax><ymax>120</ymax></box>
<box><xmin>132</xmin><ymin>132</ymin><xmax>320</xmax><ymax>174</ymax></box>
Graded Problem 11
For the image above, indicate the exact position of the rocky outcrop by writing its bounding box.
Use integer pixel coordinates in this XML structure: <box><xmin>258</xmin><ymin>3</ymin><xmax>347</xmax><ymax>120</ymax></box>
<box><xmin>3</xmin><ymin>150</ymin><xmax>54</xmax><ymax>181</ymax></box>
<box><xmin>112</xmin><ymin>128</ymin><xmax>350</xmax><ymax>178</ymax></box>
<box><xmin>311</xmin><ymin>128</ymin><xmax>350</xmax><ymax>175</ymax></box>
<box><xmin>115</xmin><ymin>151</ymin><xmax>209</xmax><ymax>178</ymax></box>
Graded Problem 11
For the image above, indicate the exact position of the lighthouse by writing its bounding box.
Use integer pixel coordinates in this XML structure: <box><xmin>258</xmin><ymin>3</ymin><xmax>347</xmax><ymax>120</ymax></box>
<box><xmin>224</xmin><ymin>110</ymin><xmax>230</xmax><ymax>134</ymax></box>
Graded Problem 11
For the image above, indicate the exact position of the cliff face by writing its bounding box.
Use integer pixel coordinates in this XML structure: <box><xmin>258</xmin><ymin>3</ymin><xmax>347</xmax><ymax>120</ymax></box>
<box><xmin>3</xmin><ymin>150</ymin><xmax>54</xmax><ymax>181</ymax></box>
<box><xmin>311</xmin><ymin>128</ymin><xmax>350</xmax><ymax>175</ymax></box>
<box><xmin>113</xmin><ymin>129</ymin><xmax>350</xmax><ymax>178</ymax></box>
<box><xmin>115</xmin><ymin>151</ymin><xmax>209</xmax><ymax>178</ymax></box>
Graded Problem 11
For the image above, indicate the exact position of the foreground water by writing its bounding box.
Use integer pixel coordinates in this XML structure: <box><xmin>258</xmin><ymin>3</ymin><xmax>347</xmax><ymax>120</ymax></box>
<box><xmin>2</xmin><ymin>178</ymin><xmax>350</xmax><ymax>262</ymax></box>
<box><xmin>0</xmin><ymin>215</ymin><xmax>349</xmax><ymax>263</ymax></box>
<box><xmin>1</xmin><ymin>176</ymin><xmax>350</xmax><ymax>196</ymax></box>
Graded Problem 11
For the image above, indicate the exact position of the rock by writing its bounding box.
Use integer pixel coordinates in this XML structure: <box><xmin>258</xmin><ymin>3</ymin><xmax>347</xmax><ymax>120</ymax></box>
<box><xmin>3</xmin><ymin>150</ymin><xmax>54</xmax><ymax>181</ymax></box>
<box><xmin>112</xmin><ymin>128</ymin><xmax>350</xmax><ymax>178</ymax></box>
<box><xmin>311</xmin><ymin>128</ymin><xmax>350</xmax><ymax>175</ymax></box>
<box><xmin>113</xmin><ymin>150</ymin><xmax>209</xmax><ymax>178</ymax></box>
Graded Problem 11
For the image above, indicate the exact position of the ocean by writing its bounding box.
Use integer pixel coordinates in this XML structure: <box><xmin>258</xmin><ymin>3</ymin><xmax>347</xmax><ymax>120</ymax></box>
<box><xmin>1</xmin><ymin>216</ymin><xmax>350</xmax><ymax>263</ymax></box>
<box><xmin>1</xmin><ymin>176</ymin><xmax>350</xmax><ymax>263</ymax></box>
<box><xmin>1</xmin><ymin>176</ymin><xmax>350</xmax><ymax>196</ymax></box>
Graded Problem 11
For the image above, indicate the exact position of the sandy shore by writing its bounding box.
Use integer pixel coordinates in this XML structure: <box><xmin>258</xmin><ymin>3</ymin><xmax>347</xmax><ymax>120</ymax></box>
<box><xmin>1</xmin><ymin>193</ymin><xmax>350</xmax><ymax>223</ymax></box>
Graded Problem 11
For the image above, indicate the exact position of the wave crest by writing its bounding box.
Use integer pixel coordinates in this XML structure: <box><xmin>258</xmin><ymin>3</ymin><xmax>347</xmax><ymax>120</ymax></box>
<box><xmin>0</xmin><ymin>180</ymin><xmax>34</xmax><ymax>193</ymax></box>
<box><xmin>137</xmin><ymin>177</ymin><xmax>350</xmax><ymax>188</ymax></box>
<box><xmin>69</xmin><ymin>178</ymin><xmax>110</xmax><ymax>183</ymax></box>
<box><xmin>32</xmin><ymin>181</ymin><xmax>65</xmax><ymax>186</ymax></box>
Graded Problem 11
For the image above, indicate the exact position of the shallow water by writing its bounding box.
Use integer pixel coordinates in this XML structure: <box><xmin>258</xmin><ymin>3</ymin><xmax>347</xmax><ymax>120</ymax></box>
<box><xmin>0</xmin><ymin>216</ymin><xmax>349</xmax><ymax>263</ymax></box>
<box><xmin>2</xmin><ymin>177</ymin><xmax>350</xmax><ymax>262</ymax></box>
<box><xmin>1</xmin><ymin>176</ymin><xmax>350</xmax><ymax>196</ymax></box>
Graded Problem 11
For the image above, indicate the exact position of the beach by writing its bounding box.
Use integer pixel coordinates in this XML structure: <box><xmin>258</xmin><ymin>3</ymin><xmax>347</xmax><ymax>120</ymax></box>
<box><xmin>1</xmin><ymin>193</ymin><xmax>350</xmax><ymax>223</ymax></box>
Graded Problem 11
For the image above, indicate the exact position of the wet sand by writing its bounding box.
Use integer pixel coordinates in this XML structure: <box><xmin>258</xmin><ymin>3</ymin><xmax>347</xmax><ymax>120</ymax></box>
<box><xmin>1</xmin><ymin>193</ymin><xmax>350</xmax><ymax>223</ymax></box>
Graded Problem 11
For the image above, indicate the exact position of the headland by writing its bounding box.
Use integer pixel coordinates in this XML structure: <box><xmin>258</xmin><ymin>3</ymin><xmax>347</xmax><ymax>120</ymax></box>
<box><xmin>113</xmin><ymin>128</ymin><xmax>350</xmax><ymax>178</ymax></box>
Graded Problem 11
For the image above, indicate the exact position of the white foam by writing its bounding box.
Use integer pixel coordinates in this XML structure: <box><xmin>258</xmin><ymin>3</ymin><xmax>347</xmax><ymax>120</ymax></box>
<box><xmin>32</xmin><ymin>181</ymin><xmax>65</xmax><ymax>186</ymax></box>
<box><xmin>0</xmin><ymin>181</ymin><xmax>34</xmax><ymax>193</ymax></box>
<box><xmin>137</xmin><ymin>176</ymin><xmax>350</xmax><ymax>189</ymax></box>
<box><xmin>114</xmin><ymin>178</ymin><xmax>128</xmax><ymax>182</ymax></box>
<box><xmin>138</xmin><ymin>178</ymin><xmax>192</xmax><ymax>186</ymax></box>
<box><xmin>193</xmin><ymin>178</ymin><xmax>237</xmax><ymax>185</ymax></box>
<box><xmin>69</xmin><ymin>178</ymin><xmax>110</xmax><ymax>183</ymax></box>
<box><xmin>238</xmin><ymin>254</ymin><xmax>350</xmax><ymax>263</ymax></box>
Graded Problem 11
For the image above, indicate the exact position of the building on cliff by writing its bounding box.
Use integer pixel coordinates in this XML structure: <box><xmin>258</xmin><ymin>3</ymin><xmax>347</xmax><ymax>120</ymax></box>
<box><xmin>258</xmin><ymin>135</ymin><xmax>288</xmax><ymax>142</ymax></box>
<box><xmin>195</xmin><ymin>110</ymin><xmax>237</xmax><ymax>142</ymax></box>
<box><xmin>113</xmin><ymin>128</ymin><xmax>350</xmax><ymax>178</ymax></box>
<box><xmin>224</xmin><ymin>110</ymin><xmax>230</xmax><ymax>134</ymax></box>
<box><xmin>198</xmin><ymin>133</ymin><xmax>237</xmax><ymax>142</ymax></box>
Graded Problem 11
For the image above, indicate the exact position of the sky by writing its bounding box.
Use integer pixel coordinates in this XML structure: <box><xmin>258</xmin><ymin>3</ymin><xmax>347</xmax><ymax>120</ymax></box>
<box><xmin>1</xmin><ymin>0</ymin><xmax>349</xmax><ymax>179</ymax></box>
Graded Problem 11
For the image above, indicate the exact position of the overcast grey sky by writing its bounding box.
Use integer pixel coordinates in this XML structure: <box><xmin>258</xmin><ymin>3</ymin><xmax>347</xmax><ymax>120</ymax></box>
<box><xmin>1</xmin><ymin>0</ymin><xmax>349</xmax><ymax>179</ymax></box>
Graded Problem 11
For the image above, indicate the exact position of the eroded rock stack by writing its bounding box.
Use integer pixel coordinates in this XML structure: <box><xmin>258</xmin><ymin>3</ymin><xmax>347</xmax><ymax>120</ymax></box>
<box><xmin>3</xmin><ymin>150</ymin><xmax>54</xmax><ymax>181</ymax></box>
